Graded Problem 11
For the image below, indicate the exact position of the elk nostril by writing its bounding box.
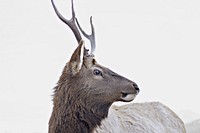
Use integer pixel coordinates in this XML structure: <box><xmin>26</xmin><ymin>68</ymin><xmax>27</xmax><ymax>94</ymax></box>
<box><xmin>136</xmin><ymin>87</ymin><xmax>140</xmax><ymax>93</ymax></box>
<box><xmin>133</xmin><ymin>84</ymin><xmax>140</xmax><ymax>94</ymax></box>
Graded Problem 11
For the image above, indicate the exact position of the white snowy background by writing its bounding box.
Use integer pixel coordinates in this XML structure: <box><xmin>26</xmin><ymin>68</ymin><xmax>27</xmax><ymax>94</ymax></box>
<box><xmin>0</xmin><ymin>0</ymin><xmax>200</xmax><ymax>132</ymax></box>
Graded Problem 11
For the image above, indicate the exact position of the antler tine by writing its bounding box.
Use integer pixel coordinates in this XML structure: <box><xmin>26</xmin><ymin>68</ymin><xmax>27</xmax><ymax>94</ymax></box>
<box><xmin>51</xmin><ymin>0</ymin><xmax>82</xmax><ymax>43</ymax></box>
<box><xmin>76</xmin><ymin>16</ymin><xmax>96</xmax><ymax>56</ymax></box>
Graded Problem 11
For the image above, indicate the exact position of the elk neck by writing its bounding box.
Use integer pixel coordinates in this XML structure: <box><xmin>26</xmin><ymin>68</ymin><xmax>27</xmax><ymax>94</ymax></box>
<box><xmin>49</xmin><ymin>71</ymin><xmax>112</xmax><ymax>133</ymax></box>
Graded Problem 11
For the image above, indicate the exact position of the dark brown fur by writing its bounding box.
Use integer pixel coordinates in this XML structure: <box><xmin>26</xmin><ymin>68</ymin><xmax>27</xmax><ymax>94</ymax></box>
<box><xmin>48</xmin><ymin>42</ymin><xmax>139</xmax><ymax>133</ymax></box>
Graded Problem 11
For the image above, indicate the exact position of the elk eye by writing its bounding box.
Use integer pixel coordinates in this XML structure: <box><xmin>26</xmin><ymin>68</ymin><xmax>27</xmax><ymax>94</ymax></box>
<box><xmin>93</xmin><ymin>69</ymin><xmax>102</xmax><ymax>76</ymax></box>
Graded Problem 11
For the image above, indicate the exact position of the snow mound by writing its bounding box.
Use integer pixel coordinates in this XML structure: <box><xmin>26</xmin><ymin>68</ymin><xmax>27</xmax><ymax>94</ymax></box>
<box><xmin>185</xmin><ymin>119</ymin><xmax>200</xmax><ymax>133</ymax></box>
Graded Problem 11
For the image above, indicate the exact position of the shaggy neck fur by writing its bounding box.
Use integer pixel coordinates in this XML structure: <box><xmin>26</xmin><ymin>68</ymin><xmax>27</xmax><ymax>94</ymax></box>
<box><xmin>49</xmin><ymin>66</ymin><xmax>112</xmax><ymax>133</ymax></box>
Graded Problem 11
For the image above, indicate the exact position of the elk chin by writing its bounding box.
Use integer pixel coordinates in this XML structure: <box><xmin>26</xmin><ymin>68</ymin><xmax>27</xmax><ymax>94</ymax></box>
<box><xmin>120</xmin><ymin>93</ymin><xmax>137</xmax><ymax>102</ymax></box>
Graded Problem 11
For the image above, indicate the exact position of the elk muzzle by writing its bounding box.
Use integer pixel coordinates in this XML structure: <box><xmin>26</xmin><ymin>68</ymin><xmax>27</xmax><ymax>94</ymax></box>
<box><xmin>120</xmin><ymin>83</ymin><xmax>140</xmax><ymax>102</ymax></box>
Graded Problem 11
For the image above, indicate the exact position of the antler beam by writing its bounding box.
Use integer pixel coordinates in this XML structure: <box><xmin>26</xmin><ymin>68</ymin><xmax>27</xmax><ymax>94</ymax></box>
<box><xmin>51</xmin><ymin>0</ymin><xmax>82</xmax><ymax>43</ymax></box>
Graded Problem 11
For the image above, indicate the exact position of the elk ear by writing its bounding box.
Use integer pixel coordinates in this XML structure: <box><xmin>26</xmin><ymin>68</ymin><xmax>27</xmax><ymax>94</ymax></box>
<box><xmin>69</xmin><ymin>40</ymin><xmax>85</xmax><ymax>75</ymax></box>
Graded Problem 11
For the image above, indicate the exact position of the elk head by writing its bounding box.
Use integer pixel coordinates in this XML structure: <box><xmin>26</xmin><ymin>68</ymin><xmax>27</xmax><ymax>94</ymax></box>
<box><xmin>51</xmin><ymin>0</ymin><xmax>139</xmax><ymax>113</ymax></box>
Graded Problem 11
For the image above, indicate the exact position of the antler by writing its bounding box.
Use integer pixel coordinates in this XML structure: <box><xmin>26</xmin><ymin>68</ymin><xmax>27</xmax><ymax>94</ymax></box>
<box><xmin>51</xmin><ymin>0</ymin><xmax>82</xmax><ymax>43</ymax></box>
<box><xmin>51</xmin><ymin>0</ymin><xmax>96</xmax><ymax>56</ymax></box>
<box><xmin>76</xmin><ymin>17</ymin><xmax>96</xmax><ymax>56</ymax></box>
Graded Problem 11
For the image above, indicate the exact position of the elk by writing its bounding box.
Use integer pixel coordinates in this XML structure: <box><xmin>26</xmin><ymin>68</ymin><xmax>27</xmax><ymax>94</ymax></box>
<box><xmin>49</xmin><ymin>0</ymin><xmax>186</xmax><ymax>133</ymax></box>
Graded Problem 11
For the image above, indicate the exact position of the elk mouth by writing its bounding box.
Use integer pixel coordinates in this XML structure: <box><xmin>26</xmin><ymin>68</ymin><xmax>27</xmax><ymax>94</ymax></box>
<box><xmin>120</xmin><ymin>92</ymin><xmax>137</xmax><ymax>102</ymax></box>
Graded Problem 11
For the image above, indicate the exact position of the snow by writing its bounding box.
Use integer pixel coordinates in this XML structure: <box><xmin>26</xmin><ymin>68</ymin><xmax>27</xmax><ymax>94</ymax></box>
<box><xmin>185</xmin><ymin>119</ymin><xmax>200</xmax><ymax>133</ymax></box>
